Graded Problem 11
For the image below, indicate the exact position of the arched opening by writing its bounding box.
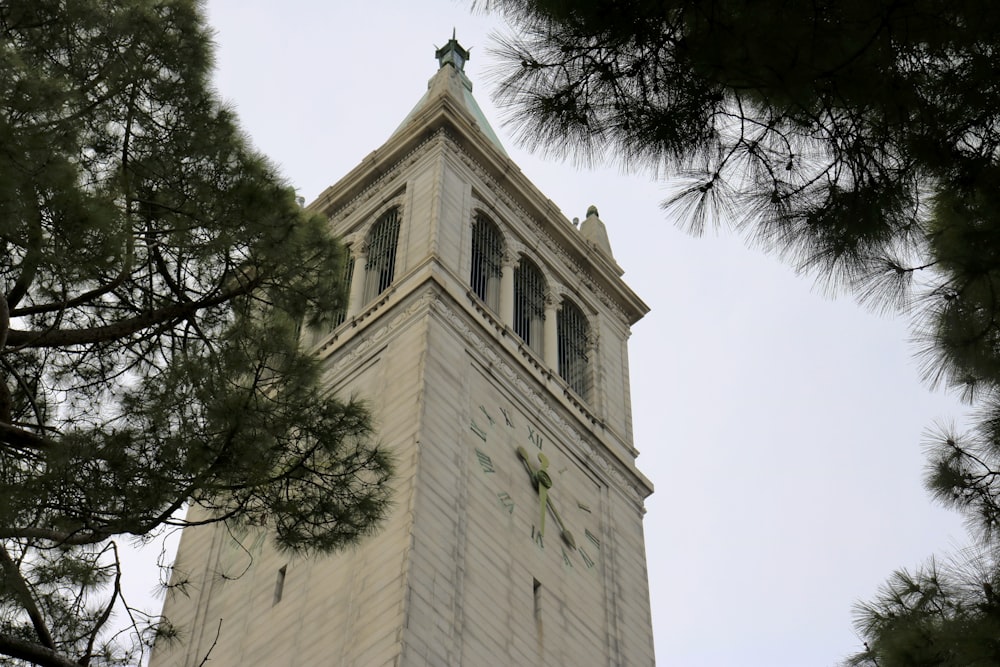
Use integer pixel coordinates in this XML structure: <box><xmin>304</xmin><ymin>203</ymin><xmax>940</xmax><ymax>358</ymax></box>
<box><xmin>514</xmin><ymin>256</ymin><xmax>545</xmax><ymax>356</ymax></box>
<box><xmin>470</xmin><ymin>212</ymin><xmax>502</xmax><ymax>312</ymax></box>
<box><xmin>362</xmin><ymin>207</ymin><xmax>401</xmax><ymax>302</ymax></box>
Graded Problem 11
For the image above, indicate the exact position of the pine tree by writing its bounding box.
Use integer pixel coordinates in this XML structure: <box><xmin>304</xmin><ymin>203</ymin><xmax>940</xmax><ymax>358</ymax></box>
<box><xmin>483</xmin><ymin>0</ymin><xmax>1000</xmax><ymax>661</ymax></box>
<box><xmin>846</xmin><ymin>548</ymin><xmax>1000</xmax><ymax>666</ymax></box>
<box><xmin>0</xmin><ymin>1</ymin><xmax>392</xmax><ymax>664</ymax></box>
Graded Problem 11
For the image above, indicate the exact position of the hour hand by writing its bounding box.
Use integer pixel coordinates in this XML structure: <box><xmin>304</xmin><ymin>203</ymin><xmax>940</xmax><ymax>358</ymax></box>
<box><xmin>516</xmin><ymin>447</ymin><xmax>550</xmax><ymax>490</ymax></box>
<box><xmin>516</xmin><ymin>446</ymin><xmax>533</xmax><ymax>473</ymax></box>
<box><xmin>516</xmin><ymin>447</ymin><xmax>555</xmax><ymax>537</ymax></box>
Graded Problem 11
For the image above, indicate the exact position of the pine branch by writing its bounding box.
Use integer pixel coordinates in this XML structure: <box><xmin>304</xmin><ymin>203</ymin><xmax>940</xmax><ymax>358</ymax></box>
<box><xmin>0</xmin><ymin>543</ymin><xmax>56</xmax><ymax>651</ymax></box>
<box><xmin>4</xmin><ymin>278</ymin><xmax>260</xmax><ymax>350</ymax></box>
<box><xmin>6</xmin><ymin>205</ymin><xmax>44</xmax><ymax>310</ymax></box>
<box><xmin>10</xmin><ymin>231</ymin><xmax>135</xmax><ymax>318</ymax></box>
<box><xmin>0</xmin><ymin>634</ymin><xmax>81</xmax><ymax>667</ymax></box>
<box><xmin>80</xmin><ymin>542</ymin><xmax>122</xmax><ymax>666</ymax></box>
<box><xmin>0</xmin><ymin>421</ymin><xmax>57</xmax><ymax>452</ymax></box>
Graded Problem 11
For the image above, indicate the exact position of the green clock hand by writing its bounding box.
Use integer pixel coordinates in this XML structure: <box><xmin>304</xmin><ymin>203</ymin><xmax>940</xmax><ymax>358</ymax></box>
<box><xmin>517</xmin><ymin>447</ymin><xmax>560</xmax><ymax>539</ymax></box>
<box><xmin>535</xmin><ymin>452</ymin><xmax>552</xmax><ymax>536</ymax></box>
<box><xmin>547</xmin><ymin>501</ymin><xmax>576</xmax><ymax>549</ymax></box>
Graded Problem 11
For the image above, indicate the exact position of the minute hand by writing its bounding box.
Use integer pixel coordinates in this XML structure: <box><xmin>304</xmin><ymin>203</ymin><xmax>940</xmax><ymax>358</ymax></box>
<box><xmin>516</xmin><ymin>447</ymin><xmax>575</xmax><ymax>548</ymax></box>
<box><xmin>546</xmin><ymin>500</ymin><xmax>576</xmax><ymax>549</ymax></box>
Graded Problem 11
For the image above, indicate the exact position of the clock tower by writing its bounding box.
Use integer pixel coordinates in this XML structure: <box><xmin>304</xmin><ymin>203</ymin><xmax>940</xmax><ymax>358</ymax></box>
<box><xmin>150</xmin><ymin>37</ymin><xmax>655</xmax><ymax>666</ymax></box>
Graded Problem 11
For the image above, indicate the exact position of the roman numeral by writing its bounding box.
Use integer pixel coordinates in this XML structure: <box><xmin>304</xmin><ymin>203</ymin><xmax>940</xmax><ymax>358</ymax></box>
<box><xmin>579</xmin><ymin>548</ymin><xmax>595</xmax><ymax>569</ymax></box>
<box><xmin>585</xmin><ymin>529</ymin><xmax>601</xmax><ymax>550</ymax></box>
<box><xmin>497</xmin><ymin>492</ymin><xmax>515</xmax><ymax>514</ymax></box>
<box><xmin>479</xmin><ymin>405</ymin><xmax>495</xmax><ymax>426</ymax></box>
<box><xmin>562</xmin><ymin>547</ymin><xmax>573</xmax><ymax>568</ymax></box>
<box><xmin>470</xmin><ymin>420</ymin><xmax>487</xmax><ymax>442</ymax></box>
<box><xmin>500</xmin><ymin>407</ymin><xmax>513</xmax><ymax>427</ymax></box>
<box><xmin>532</xmin><ymin>525</ymin><xmax>544</xmax><ymax>550</ymax></box>
<box><xmin>578</xmin><ymin>501</ymin><xmax>591</xmax><ymax>513</ymax></box>
<box><xmin>475</xmin><ymin>449</ymin><xmax>495</xmax><ymax>473</ymax></box>
<box><xmin>527</xmin><ymin>425</ymin><xmax>543</xmax><ymax>449</ymax></box>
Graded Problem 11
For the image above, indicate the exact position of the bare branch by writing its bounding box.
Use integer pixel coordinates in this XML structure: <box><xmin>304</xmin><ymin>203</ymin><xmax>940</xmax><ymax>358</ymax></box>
<box><xmin>196</xmin><ymin>619</ymin><xmax>224</xmax><ymax>667</ymax></box>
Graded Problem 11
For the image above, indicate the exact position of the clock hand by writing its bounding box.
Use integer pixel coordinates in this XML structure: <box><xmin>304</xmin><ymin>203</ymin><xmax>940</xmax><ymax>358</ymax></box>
<box><xmin>516</xmin><ymin>447</ymin><xmax>575</xmax><ymax>546</ymax></box>
<box><xmin>515</xmin><ymin>446</ymin><xmax>534</xmax><ymax>476</ymax></box>
<box><xmin>517</xmin><ymin>447</ymin><xmax>552</xmax><ymax>536</ymax></box>
<box><xmin>546</xmin><ymin>501</ymin><xmax>576</xmax><ymax>549</ymax></box>
<box><xmin>535</xmin><ymin>453</ymin><xmax>551</xmax><ymax>537</ymax></box>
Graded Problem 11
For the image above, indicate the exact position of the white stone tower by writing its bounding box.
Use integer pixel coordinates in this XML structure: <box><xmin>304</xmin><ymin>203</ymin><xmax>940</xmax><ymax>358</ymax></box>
<box><xmin>150</xmin><ymin>37</ymin><xmax>654</xmax><ymax>666</ymax></box>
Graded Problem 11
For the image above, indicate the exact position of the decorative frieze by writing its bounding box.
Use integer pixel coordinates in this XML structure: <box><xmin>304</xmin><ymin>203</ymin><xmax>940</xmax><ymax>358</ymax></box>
<box><xmin>326</xmin><ymin>131</ymin><xmax>445</xmax><ymax>224</ymax></box>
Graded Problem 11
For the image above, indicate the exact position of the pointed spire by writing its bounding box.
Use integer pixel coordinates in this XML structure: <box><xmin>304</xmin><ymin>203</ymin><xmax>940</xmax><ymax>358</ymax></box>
<box><xmin>435</xmin><ymin>31</ymin><xmax>470</xmax><ymax>72</ymax></box>
<box><xmin>389</xmin><ymin>32</ymin><xmax>507</xmax><ymax>156</ymax></box>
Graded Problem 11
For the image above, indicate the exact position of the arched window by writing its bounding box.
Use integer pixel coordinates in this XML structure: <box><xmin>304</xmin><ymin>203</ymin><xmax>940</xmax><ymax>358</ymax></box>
<box><xmin>331</xmin><ymin>252</ymin><xmax>355</xmax><ymax>328</ymax></box>
<box><xmin>513</xmin><ymin>256</ymin><xmax>545</xmax><ymax>356</ymax></box>
<box><xmin>558</xmin><ymin>299</ymin><xmax>590</xmax><ymax>398</ymax></box>
<box><xmin>469</xmin><ymin>212</ymin><xmax>502</xmax><ymax>312</ymax></box>
<box><xmin>362</xmin><ymin>207</ymin><xmax>401</xmax><ymax>303</ymax></box>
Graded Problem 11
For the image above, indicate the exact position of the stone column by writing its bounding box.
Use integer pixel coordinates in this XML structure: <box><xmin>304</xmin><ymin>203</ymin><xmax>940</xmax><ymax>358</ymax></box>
<box><xmin>585</xmin><ymin>329</ymin><xmax>600</xmax><ymax>404</ymax></box>
<box><xmin>544</xmin><ymin>289</ymin><xmax>560</xmax><ymax>370</ymax></box>
<box><xmin>347</xmin><ymin>243</ymin><xmax>368</xmax><ymax>318</ymax></box>
<box><xmin>499</xmin><ymin>249</ymin><xmax>516</xmax><ymax>328</ymax></box>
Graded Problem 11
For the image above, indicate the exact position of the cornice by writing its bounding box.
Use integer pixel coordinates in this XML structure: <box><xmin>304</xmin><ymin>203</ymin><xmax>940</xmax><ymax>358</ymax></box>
<box><xmin>317</xmin><ymin>132</ymin><xmax>444</xmax><ymax>226</ymax></box>
<box><xmin>318</xmin><ymin>289</ymin><xmax>436</xmax><ymax>383</ymax></box>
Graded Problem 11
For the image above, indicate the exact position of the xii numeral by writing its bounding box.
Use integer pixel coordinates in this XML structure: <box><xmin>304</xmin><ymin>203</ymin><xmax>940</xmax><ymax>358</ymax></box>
<box><xmin>527</xmin><ymin>425</ymin><xmax>543</xmax><ymax>449</ymax></box>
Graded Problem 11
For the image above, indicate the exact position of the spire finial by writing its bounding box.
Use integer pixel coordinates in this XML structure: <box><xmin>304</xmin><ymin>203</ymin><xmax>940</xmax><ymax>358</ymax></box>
<box><xmin>435</xmin><ymin>32</ymin><xmax>470</xmax><ymax>72</ymax></box>
<box><xmin>580</xmin><ymin>204</ymin><xmax>615</xmax><ymax>258</ymax></box>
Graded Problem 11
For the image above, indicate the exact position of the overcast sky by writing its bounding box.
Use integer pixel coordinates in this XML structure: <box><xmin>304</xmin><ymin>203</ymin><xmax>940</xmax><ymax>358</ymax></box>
<box><xmin>153</xmin><ymin>2</ymin><xmax>974</xmax><ymax>664</ymax></box>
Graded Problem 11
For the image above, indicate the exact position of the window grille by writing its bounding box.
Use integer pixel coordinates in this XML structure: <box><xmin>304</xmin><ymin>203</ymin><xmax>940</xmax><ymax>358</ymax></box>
<box><xmin>558</xmin><ymin>299</ymin><xmax>590</xmax><ymax>398</ymax></box>
<box><xmin>470</xmin><ymin>213</ymin><xmax>502</xmax><ymax>311</ymax></box>
<box><xmin>514</xmin><ymin>257</ymin><xmax>545</xmax><ymax>356</ymax></box>
<box><xmin>362</xmin><ymin>207</ymin><xmax>401</xmax><ymax>303</ymax></box>
<box><xmin>332</xmin><ymin>254</ymin><xmax>355</xmax><ymax>327</ymax></box>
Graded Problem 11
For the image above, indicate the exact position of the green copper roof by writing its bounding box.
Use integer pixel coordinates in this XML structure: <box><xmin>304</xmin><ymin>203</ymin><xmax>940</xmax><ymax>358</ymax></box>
<box><xmin>392</xmin><ymin>36</ymin><xmax>508</xmax><ymax>157</ymax></box>
<box><xmin>435</xmin><ymin>31</ymin><xmax>470</xmax><ymax>72</ymax></box>
<box><xmin>458</xmin><ymin>82</ymin><xmax>507</xmax><ymax>156</ymax></box>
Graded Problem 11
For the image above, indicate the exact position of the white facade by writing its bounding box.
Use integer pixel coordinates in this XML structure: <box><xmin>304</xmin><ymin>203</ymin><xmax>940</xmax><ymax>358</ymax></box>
<box><xmin>150</xmin><ymin>39</ymin><xmax>654</xmax><ymax>667</ymax></box>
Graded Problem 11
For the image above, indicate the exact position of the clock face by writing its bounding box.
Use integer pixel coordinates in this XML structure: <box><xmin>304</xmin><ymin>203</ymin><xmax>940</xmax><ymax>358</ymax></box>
<box><xmin>467</xmin><ymin>396</ymin><xmax>604</xmax><ymax>574</ymax></box>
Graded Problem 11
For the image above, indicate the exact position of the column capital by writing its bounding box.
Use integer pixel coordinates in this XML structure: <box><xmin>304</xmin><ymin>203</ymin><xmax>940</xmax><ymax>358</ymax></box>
<box><xmin>544</xmin><ymin>286</ymin><xmax>563</xmax><ymax>309</ymax></box>
<box><xmin>502</xmin><ymin>243</ymin><xmax>523</xmax><ymax>267</ymax></box>
<box><xmin>346</xmin><ymin>233</ymin><xmax>369</xmax><ymax>258</ymax></box>
<box><xmin>501</xmin><ymin>249</ymin><xmax>518</xmax><ymax>268</ymax></box>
